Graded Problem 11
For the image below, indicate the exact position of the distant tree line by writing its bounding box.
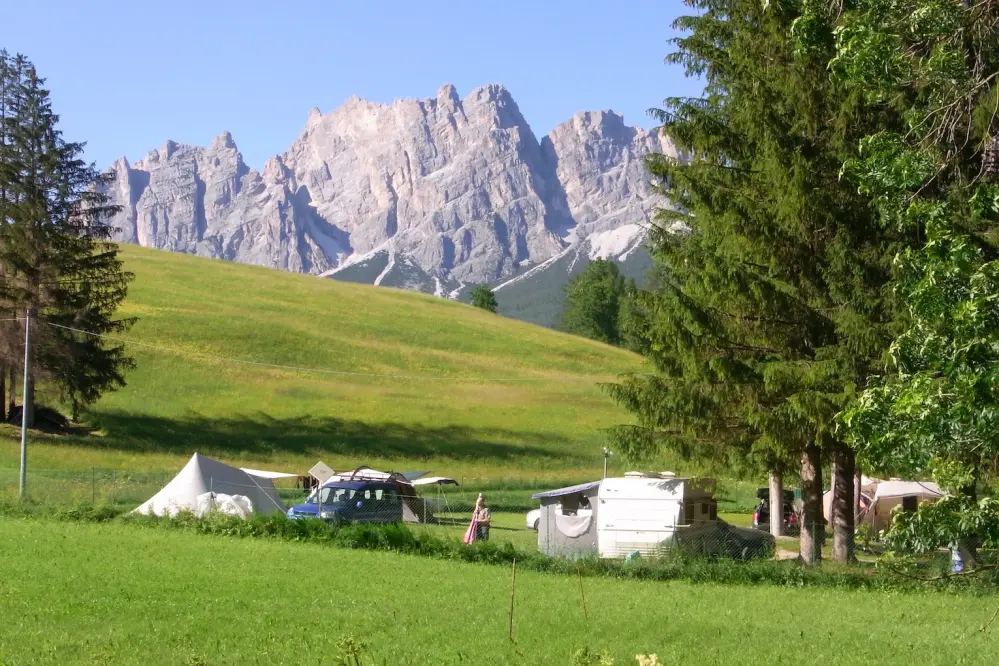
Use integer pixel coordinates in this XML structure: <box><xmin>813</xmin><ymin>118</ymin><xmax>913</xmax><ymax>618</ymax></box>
<box><xmin>0</xmin><ymin>51</ymin><xmax>134</xmax><ymax>425</ymax></box>
<box><xmin>558</xmin><ymin>259</ymin><xmax>647</xmax><ymax>353</ymax></box>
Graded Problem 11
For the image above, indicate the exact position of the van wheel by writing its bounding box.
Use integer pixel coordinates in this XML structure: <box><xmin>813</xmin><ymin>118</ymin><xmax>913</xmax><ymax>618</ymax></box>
<box><xmin>533</xmin><ymin>518</ymin><xmax>540</xmax><ymax>531</ymax></box>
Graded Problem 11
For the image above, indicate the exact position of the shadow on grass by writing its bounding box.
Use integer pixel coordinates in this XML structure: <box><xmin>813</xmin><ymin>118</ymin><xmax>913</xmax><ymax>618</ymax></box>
<box><xmin>71</xmin><ymin>410</ymin><xmax>573</xmax><ymax>463</ymax></box>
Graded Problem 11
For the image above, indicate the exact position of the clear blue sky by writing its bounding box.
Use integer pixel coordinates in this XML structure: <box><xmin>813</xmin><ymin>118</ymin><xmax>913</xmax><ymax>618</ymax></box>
<box><xmin>3</xmin><ymin>0</ymin><xmax>701</xmax><ymax>169</ymax></box>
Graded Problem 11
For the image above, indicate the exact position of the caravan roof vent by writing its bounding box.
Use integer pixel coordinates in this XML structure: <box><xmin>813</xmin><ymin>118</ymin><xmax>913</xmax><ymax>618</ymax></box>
<box><xmin>661</xmin><ymin>471</ymin><xmax>676</xmax><ymax>478</ymax></box>
<box><xmin>624</xmin><ymin>471</ymin><xmax>645</xmax><ymax>478</ymax></box>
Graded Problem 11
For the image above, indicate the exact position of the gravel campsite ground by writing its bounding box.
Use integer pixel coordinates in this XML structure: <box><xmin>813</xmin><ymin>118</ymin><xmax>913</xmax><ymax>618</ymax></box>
<box><xmin>1</xmin><ymin>518</ymin><xmax>996</xmax><ymax>666</ymax></box>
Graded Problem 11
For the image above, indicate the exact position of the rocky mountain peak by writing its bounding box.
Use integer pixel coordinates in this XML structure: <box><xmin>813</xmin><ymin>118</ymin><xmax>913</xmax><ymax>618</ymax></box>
<box><xmin>211</xmin><ymin>131</ymin><xmax>237</xmax><ymax>150</ymax></box>
<box><xmin>101</xmin><ymin>83</ymin><xmax>673</xmax><ymax>292</ymax></box>
<box><xmin>436</xmin><ymin>83</ymin><xmax>461</xmax><ymax>108</ymax></box>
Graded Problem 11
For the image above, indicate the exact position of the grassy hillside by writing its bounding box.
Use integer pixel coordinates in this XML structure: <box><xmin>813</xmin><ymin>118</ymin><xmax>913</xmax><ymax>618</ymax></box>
<box><xmin>0</xmin><ymin>245</ymin><xmax>648</xmax><ymax>486</ymax></box>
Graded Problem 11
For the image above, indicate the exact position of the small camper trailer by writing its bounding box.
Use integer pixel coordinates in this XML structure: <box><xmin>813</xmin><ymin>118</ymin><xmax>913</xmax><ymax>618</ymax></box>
<box><xmin>597</xmin><ymin>472</ymin><xmax>718</xmax><ymax>558</ymax></box>
<box><xmin>529</xmin><ymin>472</ymin><xmax>773</xmax><ymax>561</ymax></box>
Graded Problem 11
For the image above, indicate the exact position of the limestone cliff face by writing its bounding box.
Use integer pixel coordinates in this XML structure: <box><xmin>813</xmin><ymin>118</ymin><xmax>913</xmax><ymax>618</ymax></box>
<box><xmin>103</xmin><ymin>84</ymin><xmax>675</xmax><ymax>286</ymax></box>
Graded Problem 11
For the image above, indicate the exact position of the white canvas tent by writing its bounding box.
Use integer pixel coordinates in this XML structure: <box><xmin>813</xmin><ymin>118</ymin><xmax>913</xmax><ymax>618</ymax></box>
<box><xmin>865</xmin><ymin>479</ymin><xmax>943</xmax><ymax>534</ymax></box>
<box><xmin>821</xmin><ymin>478</ymin><xmax>941</xmax><ymax>534</ymax></box>
<box><xmin>135</xmin><ymin>453</ymin><xmax>286</xmax><ymax>517</ymax></box>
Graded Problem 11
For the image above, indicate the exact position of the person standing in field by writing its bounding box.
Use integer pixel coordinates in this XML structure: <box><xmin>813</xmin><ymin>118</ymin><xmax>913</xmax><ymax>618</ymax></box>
<box><xmin>463</xmin><ymin>493</ymin><xmax>491</xmax><ymax>543</ymax></box>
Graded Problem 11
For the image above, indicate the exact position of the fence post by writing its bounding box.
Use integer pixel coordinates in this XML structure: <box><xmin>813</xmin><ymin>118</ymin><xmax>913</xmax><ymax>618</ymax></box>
<box><xmin>92</xmin><ymin>467</ymin><xmax>96</xmax><ymax>504</ymax></box>
<box><xmin>110</xmin><ymin>469</ymin><xmax>116</xmax><ymax>505</ymax></box>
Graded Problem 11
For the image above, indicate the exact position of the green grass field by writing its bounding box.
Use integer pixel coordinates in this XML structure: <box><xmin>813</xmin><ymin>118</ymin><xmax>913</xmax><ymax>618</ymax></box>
<box><xmin>0</xmin><ymin>245</ymin><xmax>653</xmax><ymax>492</ymax></box>
<box><xmin>1</xmin><ymin>518</ymin><xmax>995</xmax><ymax>666</ymax></box>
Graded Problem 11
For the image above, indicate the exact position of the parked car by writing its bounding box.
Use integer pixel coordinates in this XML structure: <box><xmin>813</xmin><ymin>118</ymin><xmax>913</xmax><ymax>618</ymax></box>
<box><xmin>752</xmin><ymin>487</ymin><xmax>799</xmax><ymax>535</ymax></box>
<box><xmin>674</xmin><ymin>520</ymin><xmax>776</xmax><ymax>560</ymax></box>
<box><xmin>287</xmin><ymin>480</ymin><xmax>404</xmax><ymax>523</ymax></box>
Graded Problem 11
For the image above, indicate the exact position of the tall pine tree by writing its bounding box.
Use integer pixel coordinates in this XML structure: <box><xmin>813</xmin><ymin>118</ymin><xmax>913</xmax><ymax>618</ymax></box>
<box><xmin>605</xmin><ymin>0</ymin><xmax>911</xmax><ymax>562</ymax></box>
<box><xmin>0</xmin><ymin>51</ymin><xmax>135</xmax><ymax>424</ymax></box>
<box><xmin>561</xmin><ymin>259</ymin><xmax>628</xmax><ymax>345</ymax></box>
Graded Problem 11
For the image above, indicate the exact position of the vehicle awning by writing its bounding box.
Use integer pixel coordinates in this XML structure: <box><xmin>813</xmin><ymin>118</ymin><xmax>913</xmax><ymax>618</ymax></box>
<box><xmin>410</xmin><ymin>476</ymin><xmax>459</xmax><ymax>487</ymax></box>
<box><xmin>873</xmin><ymin>480</ymin><xmax>943</xmax><ymax>500</ymax></box>
<box><xmin>532</xmin><ymin>481</ymin><xmax>600</xmax><ymax>500</ymax></box>
<box><xmin>400</xmin><ymin>471</ymin><xmax>431</xmax><ymax>481</ymax></box>
<box><xmin>240</xmin><ymin>468</ymin><xmax>298</xmax><ymax>480</ymax></box>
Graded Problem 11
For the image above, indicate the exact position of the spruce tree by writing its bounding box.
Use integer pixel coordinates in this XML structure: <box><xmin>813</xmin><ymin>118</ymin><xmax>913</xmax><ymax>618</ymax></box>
<box><xmin>0</xmin><ymin>51</ymin><xmax>134</xmax><ymax>424</ymax></box>
<box><xmin>605</xmin><ymin>0</ymin><xmax>911</xmax><ymax>562</ymax></box>
<box><xmin>561</xmin><ymin>259</ymin><xmax>628</xmax><ymax>345</ymax></box>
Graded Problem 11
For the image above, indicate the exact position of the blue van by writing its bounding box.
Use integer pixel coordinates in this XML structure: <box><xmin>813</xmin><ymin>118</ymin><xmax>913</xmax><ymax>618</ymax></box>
<box><xmin>286</xmin><ymin>480</ymin><xmax>405</xmax><ymax>523</ymax></box>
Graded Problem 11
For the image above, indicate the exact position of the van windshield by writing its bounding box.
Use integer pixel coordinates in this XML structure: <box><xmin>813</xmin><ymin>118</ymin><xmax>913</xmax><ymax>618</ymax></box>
<box><xmin>307</xmin><ymin>486</ymin><xmax>358</xmax><ymax>505</ymax></box>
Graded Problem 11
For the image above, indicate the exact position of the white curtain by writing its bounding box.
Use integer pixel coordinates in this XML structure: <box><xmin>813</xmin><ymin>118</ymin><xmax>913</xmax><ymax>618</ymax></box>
<box><xmin>555</xmin><ymin>514</ymin><xmax>592</xmax><ymax>538</ymax></box>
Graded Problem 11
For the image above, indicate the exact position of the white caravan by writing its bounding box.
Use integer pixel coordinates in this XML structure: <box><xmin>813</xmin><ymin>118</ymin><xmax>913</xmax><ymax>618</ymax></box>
<box><xmin>597</xmin><ymin>472</ymin><xmax>718</xmax><ymax>558</ymax></box>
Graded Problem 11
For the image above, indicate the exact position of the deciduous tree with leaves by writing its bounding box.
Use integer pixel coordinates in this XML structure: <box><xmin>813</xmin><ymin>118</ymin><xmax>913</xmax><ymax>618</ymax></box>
<box><xmin>795</xmin><ymin>0</ymin><xmax>999</xmax><ymax>567</ymax></box>
<box><xmin>469</xmin><ymin>285</ymin><xmax>498</xmax><ymax>313</ymax></box>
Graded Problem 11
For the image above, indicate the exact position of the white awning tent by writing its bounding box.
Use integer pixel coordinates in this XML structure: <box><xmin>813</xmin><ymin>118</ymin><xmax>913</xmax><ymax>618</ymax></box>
<box><xmin>135</xmin><ymin>453</ymin><xmax>286</xmax><ymax>517</ymax></box>
<box><xmin>410</xmin><ymin>476</ymin><xmax>459</xmax><ymax>487</ymax></box>
<box><xmin>240</xmin><ymin>468</ymin><xmax>297</xmax><ymax>480</ymax></box>
<box><xmin>866</xmin><ymin>480</ymin><xmax>943</xmax><ymax>534</ymax></box>
<box><xmin>821</xmin><ymin>477</ymin><xmax>944</xmax><ymax>535</ymax></box>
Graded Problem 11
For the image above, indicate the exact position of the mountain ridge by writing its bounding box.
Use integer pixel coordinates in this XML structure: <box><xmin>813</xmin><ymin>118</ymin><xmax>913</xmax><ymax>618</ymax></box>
<box><xmin>101</xmin><ymin>83</ymin><xmax>674</xmax><ymax>294</ymax></box>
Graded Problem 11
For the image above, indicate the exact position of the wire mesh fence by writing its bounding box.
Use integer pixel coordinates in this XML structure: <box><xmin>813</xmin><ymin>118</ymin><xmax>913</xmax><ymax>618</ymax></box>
<box><xmin>0</xmin><ymin>467</ymin><xmax>177</xmax><ymax>506</ymax></box>
<box><xmin>2</xmin><ymin>468</ymin><xmax>842</xmax><ymax>562</ymax></box>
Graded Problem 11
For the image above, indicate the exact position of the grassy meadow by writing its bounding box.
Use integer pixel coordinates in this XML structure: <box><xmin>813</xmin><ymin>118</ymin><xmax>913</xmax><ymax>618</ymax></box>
<box><xmin>0</xmin><ymin>245</ymin><xmax>653</xmax><ymax>492</ymax></box>
<box><xmin>1</xmin><ymin>518</ymin><xmax>995</xmax><ymax>666</ymax></box>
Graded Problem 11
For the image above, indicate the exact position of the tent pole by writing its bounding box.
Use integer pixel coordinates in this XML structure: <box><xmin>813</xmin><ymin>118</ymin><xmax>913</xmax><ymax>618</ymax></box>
<box><xmin>440</xmin><ymin>484</ymin><xmax>454</xmax><ymax>524</ymax></box>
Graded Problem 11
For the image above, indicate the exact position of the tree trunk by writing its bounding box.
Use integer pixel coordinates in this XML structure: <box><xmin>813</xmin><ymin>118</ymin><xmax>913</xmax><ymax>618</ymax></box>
<box><xmin>7</xmin><ymin>366</ymin><xmax>14</xmax><ymax>421</ymax></box>
<box><xmin>0</xmin><ymin>365</ymin><xmax>6</xmax><ymax>422</ymax></box>
<box><xmin>799</xmin><ymin>442</ymin><xmax>823</xmax><ymax>565</ymax></box>
<box><xmin>831</xmin><ymin>446</ymin><xmax>856</xmax><ymax>563</ymax></box>
<box><xmin>854</xmin><ymin>465</ymin><xmax>862</xmax><ymax>522</ymax></box>
<box><xmin>959</xmin><ymin>475</ymin><xmax>980</xmax><ymax>568</ymax></box>
<box><xmin>769</xmin><ymin>469</ymin><xmax>784</xmax><ymax>537</ymax></box>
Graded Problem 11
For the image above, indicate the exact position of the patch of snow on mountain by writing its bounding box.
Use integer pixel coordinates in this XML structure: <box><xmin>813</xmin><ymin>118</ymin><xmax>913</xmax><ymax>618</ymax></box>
<box><xmin>492</xmin><ymin>244</ymin><xmax>576</xmax><ymax>292</ymax></box>
<box><xmin>586</xmin><ymin>224</ymin><xmax>646</xmax><ymax>261</ymax></box>
<box><xmin>373</xmin><ymin>245</ymin><xmax>396</xmax><ymax>286</ymax></box>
